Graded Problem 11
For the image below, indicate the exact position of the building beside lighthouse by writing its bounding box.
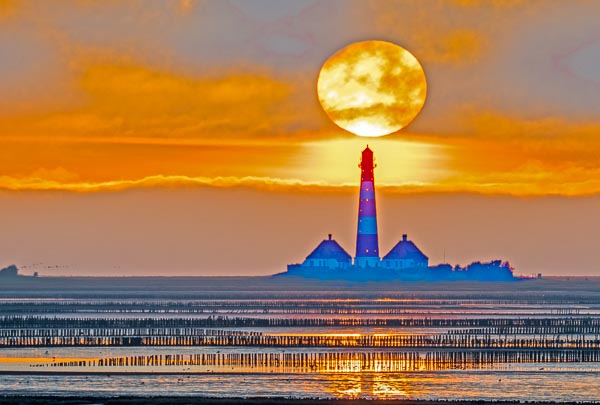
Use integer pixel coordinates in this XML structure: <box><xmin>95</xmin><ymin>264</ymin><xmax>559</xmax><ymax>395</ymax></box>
<box><xmin>300</xmin><ymin>234</ymin><xmax>352</xmax><ymax>270</ymax></box>
<box><xmin>381</xmin><ymin>234</ymin><xmax>428</xmax><ymax>269</ymax></box>
<box><xmin>284</xmin><ymin>145</ymin><xmax>514</xmax><ymax>281</ymax></box>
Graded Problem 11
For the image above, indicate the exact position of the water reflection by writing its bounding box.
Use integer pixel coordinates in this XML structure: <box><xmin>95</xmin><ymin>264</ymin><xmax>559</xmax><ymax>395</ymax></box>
<box><xmin>2</xmin><ymin>349</ymin><xmax>600</xmax><ymax>374</ymax></box>
<box><xmin>2</xmin><ymin>284</ymin><xmax>600</xmax><ymax>400</ymax></box>
<box><xmin>372</xmin><ymin>374</ymin><xmax>410</xmax><ymax>398</ymax></box>
<box><xmin>324</xmin><ymin>372</ymin><xmax>475</xmax><ymax>400</ymax></box>
<box><xmin>1</xmin><ymin>354</ymin><xmax>600</xmax><ymax>400</ymax></box>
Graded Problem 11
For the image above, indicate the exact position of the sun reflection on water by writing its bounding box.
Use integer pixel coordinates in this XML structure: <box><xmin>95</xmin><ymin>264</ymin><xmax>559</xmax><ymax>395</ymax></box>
<box><xmin>323</xmin><ymin>372</ymin><xmax>416</xmax><ymax>399</ymax></box>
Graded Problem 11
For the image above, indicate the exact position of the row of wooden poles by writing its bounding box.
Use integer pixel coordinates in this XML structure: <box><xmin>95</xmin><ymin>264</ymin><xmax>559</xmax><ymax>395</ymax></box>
<box><xmin>0</xmin><ymin>308</ymin><xmax>588</xmax><ymax>315</ymax></box>
<box><xmin>2</xmin><ymin>325</ymin><xmax>599</xmax><ymax>337</ymax></box>
<box><xmin>3</xmin><ymin>333</ymin><xmax>600</xmax><ymax>348</ymax></box>
<box><xmin>2</xmin><ymin>316</ymin><xmax>599</xmax><ymax>329</ymax></box>
<box><xmin>36</xmin><ymin>349</ymin><xmax>600</xmax><ymax>371</ymax></box>
<box><xmin>0</xmin><ymin>328</ymin><xmax>262</xmax><ymax>338</ymax></box>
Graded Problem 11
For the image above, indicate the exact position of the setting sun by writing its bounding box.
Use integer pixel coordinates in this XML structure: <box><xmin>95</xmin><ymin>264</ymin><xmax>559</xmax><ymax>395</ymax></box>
<box><xmin>317</xmin><ymin>40</ymin><xmax>427</xmax><ymax>137</ymax></box>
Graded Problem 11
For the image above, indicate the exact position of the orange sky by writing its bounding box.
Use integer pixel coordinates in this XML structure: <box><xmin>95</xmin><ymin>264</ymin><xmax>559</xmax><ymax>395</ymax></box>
<box><xmin>1</xmin><ymin>1</ymin><xmax>599</xmax><ymax>275</ymax></box>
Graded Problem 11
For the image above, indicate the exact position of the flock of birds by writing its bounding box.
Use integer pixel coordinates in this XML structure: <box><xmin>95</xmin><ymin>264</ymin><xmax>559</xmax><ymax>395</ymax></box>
<box><xmin>20</xmin><ymin>263</ymin><xmax>71</xmax><ymax>270</ymax></box>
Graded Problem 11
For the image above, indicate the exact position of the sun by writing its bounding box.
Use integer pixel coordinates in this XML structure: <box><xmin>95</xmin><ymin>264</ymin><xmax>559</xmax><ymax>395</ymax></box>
<box><xmin>317</xmin><ymin>40</ymin><xmax>427</xmax><ymax>137</ymax></box>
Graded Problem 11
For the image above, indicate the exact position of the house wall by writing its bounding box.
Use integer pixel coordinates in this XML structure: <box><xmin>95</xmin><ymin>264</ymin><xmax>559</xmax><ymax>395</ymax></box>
<box><xmin>301</xmin><ymin>258</ymin><xmax>351</xmax><ymax>269</ymax></box>
<box><xmin>381</xmin><ymin>258</ymin><xmax>428</xmax><ymax>269</ymax></box>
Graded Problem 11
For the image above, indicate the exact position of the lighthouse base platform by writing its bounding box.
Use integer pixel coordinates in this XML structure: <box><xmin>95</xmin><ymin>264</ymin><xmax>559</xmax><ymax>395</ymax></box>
<box><xmin>279</xmin><ymin>261</ymin><xmax>516</xmax><ymax>282</ymax></box>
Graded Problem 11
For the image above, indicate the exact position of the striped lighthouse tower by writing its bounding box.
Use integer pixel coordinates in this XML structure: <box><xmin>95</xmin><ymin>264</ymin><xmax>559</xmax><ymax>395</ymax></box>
<box><xmin>355</xmin><ymin>146</ymin><xmax>380</xmax><ymax>268</ymax></box>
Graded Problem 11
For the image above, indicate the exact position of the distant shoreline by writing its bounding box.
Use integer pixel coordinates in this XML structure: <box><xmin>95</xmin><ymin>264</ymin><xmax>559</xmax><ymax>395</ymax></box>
<box><xmin>3</xmin><ymin>274</ymin><xmax>600</xmax><ymax>280</ymax></box>
<box><xmin>5</xmin><ymin>275</ymin><xmax>600</xmax><ymax>281</ymax></box>
<box><xmin>1</xmin><ymin>275</ymin><xmax>599</xmax><ymax>296</ymax></box>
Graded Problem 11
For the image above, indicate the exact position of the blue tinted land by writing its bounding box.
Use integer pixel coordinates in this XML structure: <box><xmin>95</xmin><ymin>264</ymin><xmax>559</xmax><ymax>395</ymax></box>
<box><xmin>282</xmin><ymin>260</ymin><xmax>516</xmax><ymax>282</ymax></box>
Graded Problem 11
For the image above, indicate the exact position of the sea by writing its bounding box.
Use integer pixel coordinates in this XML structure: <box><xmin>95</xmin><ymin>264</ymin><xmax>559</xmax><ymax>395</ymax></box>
<box><xmin>0</xmin><ymin>276</ymin><xmax>599</xmax><ymax>401</ymax></box>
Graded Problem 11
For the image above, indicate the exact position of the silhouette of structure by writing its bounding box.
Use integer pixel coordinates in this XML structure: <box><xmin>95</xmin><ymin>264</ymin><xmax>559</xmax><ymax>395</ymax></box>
<box><xmin>381</xmin><ymin>234</ymin><xmax>428</xmax><ymax>269</ymax></box>
<box><xmin>284</xmin><ymin>146</ymin><xmax>514</xmax><ymax>281</ymax></box>
<box><xmin>355</xmin><ymin>146</ymin><xmax>380</xmax><ymax>268</ymax></box>
<box><xmin>0</xmin><ymin>265</ymin><xmax>19</xmax><ymax>278</ymax></box>
<box><xmin>303</xmin><ymin>234</ymin><xmax>352</xmax><ymax>270</ymax></box>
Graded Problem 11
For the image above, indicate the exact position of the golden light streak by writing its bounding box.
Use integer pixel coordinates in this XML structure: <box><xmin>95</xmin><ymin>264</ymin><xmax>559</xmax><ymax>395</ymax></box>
<box><xmin>298</xmin><ymin>138</ymin><xmax>447</xmax><ymax>186</ymax></box>
<box><xmin>3</xmin><ymin>167</ymin><xmax>600</xmax><ymax>196</ymax></box>
<box><xmin>0</xmin><ymin>174</ymin><xmax>337</xmax><ymax>193</ymax></box>
<box><xmin>317</xmin><ymin>41</ymin><xmax>427</xmax><ymax>137</ymax></box>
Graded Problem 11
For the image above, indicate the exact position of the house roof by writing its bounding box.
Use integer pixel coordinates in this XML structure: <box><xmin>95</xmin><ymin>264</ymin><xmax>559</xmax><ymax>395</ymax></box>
<box><xmin>306</xmin><ymin>237</ymin><xmax>352</xmax><ymax>262</ymax></box>
<box><xmin>383</xmin><ymin>237</ymin><xmax>428</xmax><ymax>261</ymax></box>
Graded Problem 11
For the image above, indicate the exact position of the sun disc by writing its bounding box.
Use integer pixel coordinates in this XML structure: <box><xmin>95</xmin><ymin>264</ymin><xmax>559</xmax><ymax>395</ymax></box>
<box><xmin>317</xmin><ymin>40</ymin><xmax>427</xmax><ymax>137</ymax></box>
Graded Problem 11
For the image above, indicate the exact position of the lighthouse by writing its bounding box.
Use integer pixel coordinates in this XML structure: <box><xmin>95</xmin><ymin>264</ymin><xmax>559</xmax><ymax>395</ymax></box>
<box><xmin>354</xmin><ymin>146</ymin><xmax>380</xmax><ymax>268</ymax></box>
<box><xmin>285</xmin><ymin>144</ymin><xmax>513</xmax><ymax>281</ymax></box>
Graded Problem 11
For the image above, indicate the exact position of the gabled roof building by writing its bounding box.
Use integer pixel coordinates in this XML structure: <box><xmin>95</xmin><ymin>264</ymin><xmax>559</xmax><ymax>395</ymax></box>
<box><xmin>381</xmin><ymin>234</ymin><xmax>428</xmax><ymax>269</ymax></box>
<box><xmin>301</xmin><ymin>234</ymin><xmax>352</xmax><ymax>269</ymax></box>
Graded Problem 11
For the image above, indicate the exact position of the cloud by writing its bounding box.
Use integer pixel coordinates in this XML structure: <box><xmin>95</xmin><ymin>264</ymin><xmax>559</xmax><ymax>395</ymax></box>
<box><xmin>0</xmin><ymin>22</ymin><xmax>71</xmax><ymax>113</ymax></box>
<box><xmin>0</xmin><ymin>0</ymin><xmax>599</xmax><ymax>199</ymax></box>
<box><xmin>4</xmin><ymin>161</ymin><xmax>600</xmax><ymax>197</ymax></box>
<box><xmin>460</xmin><ymin>110</ymin><xmax>600</xmax><ymax>140</ymax></box>
<box><xmin>368</xmin><ymin>2</ymin><xmax>486</xmax><ymax>66</ymax></box>
<box><xmin>0</xmin><ymin>61</ymin><xmax>324</xmax><ymax>140</ymax></box>
<box><xmin>418</xmin><ymin>30</ymin><xmax>483</xmax><ymax>65</ymax></box>
<box><xmin>411</xmin><ymin>112</ymin><xmax>600</xmax><ymax>197</ymax></box>
<box><xmin>77</xmin><ymin>63</ymin><xmax>293</xmax><ymax>136</ymax></box>
<box><xmin>0</xmin><ymin>0</ymin><xmax>18</xmax><ymax>19</ymax></box>
<box><xmin>1</xmin><ymin>108</ymin><xmax>599</xmax><ymax>197</ymax></box>
<box><xmin>451</xmin><ymin>0</ymin><xmax>529</xmax><ymax>8</ymax></box>
<box><xmin>0</xmin><ymin>173</ymin><xmax>343</xmax><ymax>193</ymax></box>
<box><xmin>229</xmin><ymin>0</ymin><xmax>318</xmax><ymax>23</ymax></box>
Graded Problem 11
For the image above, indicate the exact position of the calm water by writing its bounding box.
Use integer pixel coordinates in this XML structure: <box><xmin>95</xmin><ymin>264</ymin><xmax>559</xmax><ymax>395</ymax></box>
<box><xmin>1</xmin><ymin>277</ymin><xmax>600</xmax><ymax>400</ymax></box>
<box><xmin>1</xmin><ymin>368</ymin><xmax>600</xmax><ymax>401</ymax></box>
